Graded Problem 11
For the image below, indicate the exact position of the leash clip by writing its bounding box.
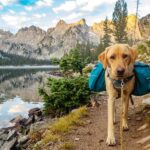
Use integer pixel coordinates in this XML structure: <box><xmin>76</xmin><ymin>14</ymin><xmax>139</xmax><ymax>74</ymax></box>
<box><xmin>121</xmin><ymin>80</ymin><xmax>124</xmax><ymax>88</ymax></box>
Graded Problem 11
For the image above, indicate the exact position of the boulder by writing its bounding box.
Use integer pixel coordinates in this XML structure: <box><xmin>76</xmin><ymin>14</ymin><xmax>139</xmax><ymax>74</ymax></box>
<box><xmin>0</xmin><ymin>132</ymin><xmax>8</xmax><ymax>141</ymax></box>
<box><xmin>0</xmin><ymin>140</ymin><xmax>4</xmax><ymax>147</ymax></box>
<box><xmin>7</xmin><ymin>130</ymin><xmax>17</xmax><ymax>141</ymax></box>
<box><xmin>30</xmin><ymin>121</ymin><xmax>45</xmax><ymax>132</ymax></box>
<box><xmin>18</xmin><ymin>135</ymin><xmax>29</xmax><ymax>145</ymax></box>
<box><xmin>25</xmin><ymin>115</ymin><xmax>35</xmax><ymax>126</ymax></box>
<box><xmin>0</xmin><ymin>137</ymin><xmax>17</xmax><ymax>150</ymax></box>
<box><xmin>28</xmin><ymin>108</ymin><xmax>42</xmax><ymax>117</ymax></box>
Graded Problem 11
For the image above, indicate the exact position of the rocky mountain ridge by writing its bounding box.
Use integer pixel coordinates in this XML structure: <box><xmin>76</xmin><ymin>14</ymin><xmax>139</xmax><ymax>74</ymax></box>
<box><xmin>0</xmin><ymin>14</ymin><xmax>149</xmax><ymax>59</ymax></box>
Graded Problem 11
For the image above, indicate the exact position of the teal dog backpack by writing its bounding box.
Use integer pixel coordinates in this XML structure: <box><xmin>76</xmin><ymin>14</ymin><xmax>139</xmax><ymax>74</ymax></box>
<box><xmin>133</xmin><ymin>62</ymin><xmax>150</xmax><ymax>96</ymax></box>
<box><xmin>89</xmin><ymin>62</ymin><xmax>105</xmax><ymax>92</ymax></box>
<box><xmin>89</xmin><ymin>62</ymin><xmax>150</xmax><ymax>96</ymax></box>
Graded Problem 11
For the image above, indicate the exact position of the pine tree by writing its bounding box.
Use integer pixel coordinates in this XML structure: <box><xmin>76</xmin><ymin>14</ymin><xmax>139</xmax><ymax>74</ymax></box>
<box><xmin>102</xmin><ymin>17</ymin><xmax>111</xmax><ymax>49</ymax></box>
<box><xmin>112</xmin><ymin>0</ymin><xmax>128</xmax><ymax>43</ymax></box>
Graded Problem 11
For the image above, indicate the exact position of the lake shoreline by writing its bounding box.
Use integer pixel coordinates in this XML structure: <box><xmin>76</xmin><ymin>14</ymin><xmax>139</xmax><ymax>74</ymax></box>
<box><xmin>0</xmin><ymin>65</ymin><xmax>59</xmax><ymax>69</ymax></box>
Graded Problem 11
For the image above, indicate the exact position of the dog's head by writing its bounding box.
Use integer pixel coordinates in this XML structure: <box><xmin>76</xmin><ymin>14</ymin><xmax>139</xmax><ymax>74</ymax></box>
<box><xmin>98</xmin><ymin>44</ymin><xmax>137</xmax><ymax>79</ymax></box>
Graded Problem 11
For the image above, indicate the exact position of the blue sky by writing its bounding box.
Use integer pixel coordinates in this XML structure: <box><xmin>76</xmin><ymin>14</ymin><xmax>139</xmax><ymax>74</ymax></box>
<box><xmin>0</xmin><ymin>0</ymin><xmax>149</xmax><ymax>33</ymax></box>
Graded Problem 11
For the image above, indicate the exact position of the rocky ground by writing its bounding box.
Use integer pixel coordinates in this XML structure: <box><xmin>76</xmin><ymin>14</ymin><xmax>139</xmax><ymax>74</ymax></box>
<box><xmin>64</xmin><ymin>93</ymin><xmax>150</xmax><ymax>150</ymax></box>
<box><xmin>0</xmin><ymin>107</ymin><xmax>47</xmax><ymax>150</ymax></box>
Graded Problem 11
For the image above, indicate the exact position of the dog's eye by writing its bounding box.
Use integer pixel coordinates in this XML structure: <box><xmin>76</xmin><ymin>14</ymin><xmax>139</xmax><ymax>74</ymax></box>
<box><xmin>110</xmin><ymin>55</ymin><xmax>115</xmax><ymax>59</ymax></box>
<box><xmin>122</xmin><ymin>54</ymin><xmax>128</xmax><ymax>59</ymax></box>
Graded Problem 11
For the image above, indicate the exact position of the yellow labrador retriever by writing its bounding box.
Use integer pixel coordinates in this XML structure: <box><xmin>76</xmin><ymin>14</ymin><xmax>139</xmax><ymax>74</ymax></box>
<box><xmin>98</xmin><ymin>44</ymin><xmax>137</xmax><ymax>146</ymax></box>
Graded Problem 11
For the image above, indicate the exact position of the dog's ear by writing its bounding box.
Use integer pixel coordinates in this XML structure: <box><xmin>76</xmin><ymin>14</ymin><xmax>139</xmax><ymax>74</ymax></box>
<box><xmin>130</xmin><ymin>48</ymin><xmax>137</xmax><ymax>63</ymax></box>
<box><xmin>98</xmin><ymin>48</ymin><xmax>109</xmax><ymax>69</ymax></box>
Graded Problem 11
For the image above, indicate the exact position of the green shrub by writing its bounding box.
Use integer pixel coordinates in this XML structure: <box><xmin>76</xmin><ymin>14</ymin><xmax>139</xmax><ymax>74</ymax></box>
<box><xmin>60</xmin><ymin>48</ymin><xmax>88</xmax><ymax>75</ymax></box>
<box><xmin>39</xmin><ymin>76</ymin><xmax>90</xmax><ymax>116</ymax></box>
<box><xmin>50</xmin><ymin>58</ymin><xmax>60</xmax><ymax>65</ymax></box>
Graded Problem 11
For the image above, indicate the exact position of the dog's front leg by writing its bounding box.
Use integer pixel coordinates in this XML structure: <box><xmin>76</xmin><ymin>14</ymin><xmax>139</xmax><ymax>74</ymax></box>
<box><xmin>106</xmin><ymin>95</ymin><xmax>116</xmax><ymax>146</ymax></box>
<box><xmin>122</xmin><ymin>93</ymin><xmax>129</xmax><ymax>131</ymax></box>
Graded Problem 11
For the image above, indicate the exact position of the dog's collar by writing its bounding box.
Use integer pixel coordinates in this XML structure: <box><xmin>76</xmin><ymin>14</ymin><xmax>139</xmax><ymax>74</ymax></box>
<box><xmin>106</xmin><ymin>69</ymin><xmax>134</xmax><ymax>89</ymax></box>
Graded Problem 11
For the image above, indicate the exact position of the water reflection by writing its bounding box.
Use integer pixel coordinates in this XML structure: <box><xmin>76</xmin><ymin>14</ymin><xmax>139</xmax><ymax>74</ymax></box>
<box><xmin>0</xmin><ymin>96</ymin><xmax>43</xmax><ymax>128</ymax></box>
<box><xmin>0</xmin><ymin>67</ymin><xmax>57</xmax><ymax>128</ymax></box>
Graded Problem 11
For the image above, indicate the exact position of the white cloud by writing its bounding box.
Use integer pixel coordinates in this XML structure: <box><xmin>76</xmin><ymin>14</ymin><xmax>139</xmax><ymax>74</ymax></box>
<box><xmin>62</xmin><ymin>12</ymin><xmax>84</xmax><ymax>21</ymax></box>
<box><xmin>24</xmin><ymin>0</ymin><xmax>53</xmax><ymax>11</ymax></box>
<box><xmin>53</xmin><ymin>0</ymin><xmax>116</xmax><ymax>13</ymax></box>
<box><xmin>0</xmin><ymin>0</ymin><xmax>16</xmax><ymax>6</ymax></box>
<box><xmin>36</xmin><ymin>0</ymin><xmax>53</xmax><ymax>7</ymax></box>
<box><xmin>20</xmin><ymin>11</ymin><xmax>27</xmax><ymax>15</ymax></box>
<box><xmin>25</xmin><ymin>6</ymin><xmax>33</xmax><ymax>11</ymax></box>
<box><xmin>8</xmin><ymin>10</ymin><xmax>16</xmax><ymax>14</ymax></box>
<box><xmin>0</xmin><ymin>4</ymin><xmax>3</xmax><ymax>9</ymax></box>
<box><xmin>53</xmin><ymin>1</ymin><xmax>77</xmax><ymax>13</ymax></box>
<box><xmin>33</xmin><ymin>13</ymin><xmax>47</xmax><ymax>19</ymax></box>
<box><xmin>80</xmin><ymin>0</ymin><xmax>116</xmax><ymax>12</ymax></box>
<box><xmin>1</xmin><ymin>14</ymin><xmax>30</xmax><ymax>27</ymax></box>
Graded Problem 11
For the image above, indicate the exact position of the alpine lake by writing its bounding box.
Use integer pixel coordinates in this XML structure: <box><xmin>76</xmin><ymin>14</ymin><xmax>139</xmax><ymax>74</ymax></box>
<box><xmin>0</xmin><ymin>65</ymin><xmax>59</xmax><ymax>128</ymax></box>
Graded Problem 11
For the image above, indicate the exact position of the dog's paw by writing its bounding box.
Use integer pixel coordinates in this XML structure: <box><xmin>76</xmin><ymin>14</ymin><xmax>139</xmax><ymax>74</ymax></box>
<box><xmin>106</xmin><ymin>136</ymin><xmax>116</xmax><ymax>146</ymax></box>
<box><xmin>122</xmin><ymin>122</ymin><xmax>129</xmax><ymax>131</ymax></box>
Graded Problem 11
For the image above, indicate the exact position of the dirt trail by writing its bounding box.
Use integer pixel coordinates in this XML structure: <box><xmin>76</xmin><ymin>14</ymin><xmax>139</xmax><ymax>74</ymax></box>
<box><xmin>65</xmin><ymin>94</ymin><xmax>150</xmax><ymax>150</ymax></box>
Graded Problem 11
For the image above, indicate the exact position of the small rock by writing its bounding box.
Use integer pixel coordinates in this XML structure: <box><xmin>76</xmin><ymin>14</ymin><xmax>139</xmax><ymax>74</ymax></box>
<box><xmin>0</xmin><ymin>140</ymin><xmax>4</xmax><ymax>147</ymax></box>
<box><xmin>86</xmin><ymin>120</ymin><xmax>92</xmax><ymax>124</ymax></box>
<box><xmin>25</xmin><ymin>116</ymin><xmax>35</xmax><ymax>126</ymax></box>
<box><xmin>34</xmin><ymin>115</ymin><xmax>43</xmax><ymax>122</ymax></box>
<box><xmin>136</xmin><ymin>135</ymin><xmax>150</xmax><ymax>144</ymax></box>
<box><xmin>1</xmin><ymin>137</ymin><xmax>17</xmax><ymax>150</ymax></box>
<box><xmin>7</xmin><ymin>130</ymin><xmax>16</xmax><ymax>141</ymax></box>
<box><xmin>0</xmin><ymin>133</ymin><xmax>8</xmax><ymax>141</ymax></box>
<box><xmin>75</xmin><ymin>137</ymin><xmax>80</xmax><ymax>141</ymax></box>
<box><xmin>18</xmin><ymin>135</ymin><xmax>29</xmax><ymax>145</ymax></box>
<box><xmin>28</xmin><ymin>108</ymin><xmax>41</xmax><ymax>117</ymax></box>
<box><xmin>142</xmin><ymin>98</ymin><xmax>150</xmax><ymax>105</ymax></box>
<box><xmin>0</xmin><ymin>129</ymin><xmax>7</xmax><ymax>136</ymax></box>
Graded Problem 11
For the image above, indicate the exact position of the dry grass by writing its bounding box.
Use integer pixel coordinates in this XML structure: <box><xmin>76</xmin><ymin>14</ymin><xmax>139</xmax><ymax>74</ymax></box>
<box><xmin>50</xmin><ymin>107</ymin><xmax>87</xmax><ymax>133</ymax></box>
<box><xmin>31</xmin><ymin>106</ymin><xmax>87</xmax><ymax>149</ymax></box>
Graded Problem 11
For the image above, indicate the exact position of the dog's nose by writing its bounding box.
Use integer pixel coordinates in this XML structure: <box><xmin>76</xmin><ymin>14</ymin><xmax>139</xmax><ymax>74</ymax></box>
<box><xmin>117</xmin><ymin>67</ymin><xmax>125</xmax><ymax>76</ymax></box>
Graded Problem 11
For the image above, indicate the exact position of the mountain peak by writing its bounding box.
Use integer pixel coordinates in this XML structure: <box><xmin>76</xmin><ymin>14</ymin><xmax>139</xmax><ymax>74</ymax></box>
<box><xmin>68</xmin><ymin>18</ymin><xmax>87</xmax><ymax>28</ymax></box>
<box><xmin>17</xmin><ymin>25</ymin><xmax>45</xmax><ymax>33</ymax></box>
<box><xmin>0</xmin><ymin>29</ymin><xmax>13</xmax><ymax>39</ymax></box>
<box><xmin>77</xmin><ymin>18</ymin><xmax>86</xmax><ymax>26</ymax></box>
<box><xmin>56</xmin><ymin>20</ymin><xmax>67</xmax><ymax>27</ymax></box>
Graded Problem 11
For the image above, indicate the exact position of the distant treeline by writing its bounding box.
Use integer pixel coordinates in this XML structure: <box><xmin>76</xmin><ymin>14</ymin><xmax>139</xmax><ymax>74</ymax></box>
<box><xmin>0</xmin><ymin>51</ymin><xmax>51</xmax><ymax>65</ymax></box>
<box><xmin>0</xmin><ymin>69</ymin><xmax>52</xmax><ymax>84</ymax></box>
